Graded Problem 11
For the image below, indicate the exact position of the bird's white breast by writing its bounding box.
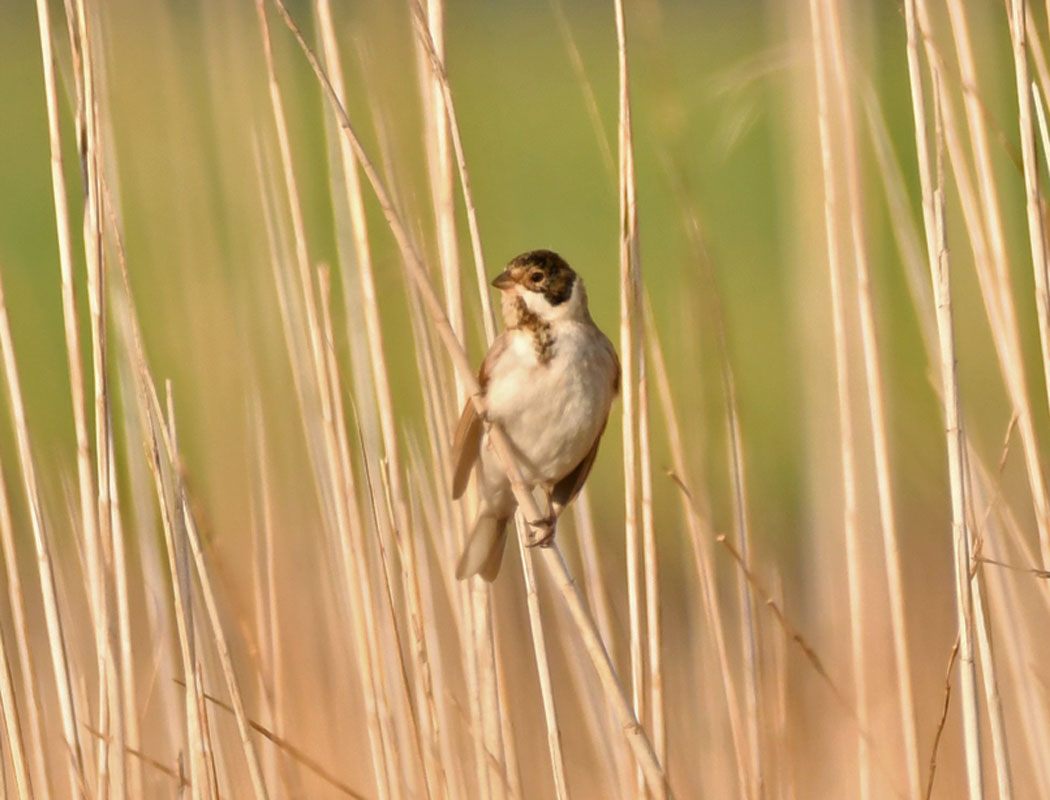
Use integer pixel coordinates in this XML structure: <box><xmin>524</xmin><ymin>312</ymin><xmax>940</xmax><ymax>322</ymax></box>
<box><xmin>483</xmin><ymin>320</ymin><xmax>615</xmax><ymax>486</ymax></box>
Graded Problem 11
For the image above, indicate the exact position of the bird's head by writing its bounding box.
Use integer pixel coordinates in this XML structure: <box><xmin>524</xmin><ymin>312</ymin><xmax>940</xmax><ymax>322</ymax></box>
<box><xmin>491</xmin><ymin>250</ymin><xmax>589</xmax><ymax>324</ymax></box>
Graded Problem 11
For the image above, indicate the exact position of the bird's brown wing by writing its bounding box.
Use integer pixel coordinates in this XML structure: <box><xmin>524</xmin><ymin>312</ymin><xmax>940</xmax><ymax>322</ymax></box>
<box><xmin>551</xmin><ymin>418</ymin><xmax>608</xmax><ymax>514</ymax></box>
<box><xmin>451</xmin><ymin>402</ymin><xmax>482</xmax><ymax>499</ymax></box>
<box><xmin>450</xmin><ymin>333</ymin><xmax>511</xmax><ymax>499</ymax></box>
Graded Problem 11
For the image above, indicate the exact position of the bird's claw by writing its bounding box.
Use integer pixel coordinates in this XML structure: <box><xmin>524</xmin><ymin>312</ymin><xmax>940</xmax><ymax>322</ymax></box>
<box><xmin>526</xmin><ymin>513</ymin><xmax>558</xmax><ymax>548</ymax></box>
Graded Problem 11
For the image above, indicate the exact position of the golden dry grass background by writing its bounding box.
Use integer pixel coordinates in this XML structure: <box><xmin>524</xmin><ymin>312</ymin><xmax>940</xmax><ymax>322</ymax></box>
<box><xmin>1</xmin><ymin>0</ymin><xmax>1050</xmax><ymax>798</ymax></box>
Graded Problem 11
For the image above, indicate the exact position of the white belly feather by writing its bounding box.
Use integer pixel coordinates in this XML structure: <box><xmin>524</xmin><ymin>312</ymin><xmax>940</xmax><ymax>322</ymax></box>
<box><xmin>480</xmin><ymin>321</ymin><xmax>615</xmax><ymax>501</ymax></box>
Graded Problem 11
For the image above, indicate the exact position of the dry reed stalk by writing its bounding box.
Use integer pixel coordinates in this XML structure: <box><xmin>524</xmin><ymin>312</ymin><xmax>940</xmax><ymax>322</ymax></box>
<box><xmin>268</xmin><ymin>6</ymin><xmax>673</xmax><ymax>795</ymax></box>
<box><xmin>612</xmin><ymin>3</ymin><xmax>647</xmax><ymax>795</ymax></box>
<box><xmin>638</xmin><ymin>345</ymin><xmax>665</xmax><ymax>781</ymax></box>
<box><xmin>0</xmin><ymin>269</ymin><xmax>86</xmax><ymax>796</ymax></box>
<box><xmin>404</xmin><ymin>287</ymin><xmax>483</xmax><ymax>800</ymax></box>
<box><xmin>871</xmin><ymin>56</ymin><xmax>1028</xmax><ymax>796</ymax></box>
<box><xmin>408</xmin><ymin>0</ymin><xmax>497</xmax><ymax>342</ymax></box>
<box><xmin>514</xmin><ymin>520</ymin><xmax>570</xmax><ymax>800</ymax></box>
<box><xmin>979</xmin><ymin>517</ymin><xmax>1050</xmax><ymax>792</ymax></box>
<box><xmin>924</xmin><ymin>639</ymin><xmax>959</xmax><ymax>800</ymax></box>
<box><xmin>0</xmin><ymin>466</ymin><xmax>46</xmax><ymax>800</ymax></box>
<box><xmin>970</xmin><ymin>560</ymin><xmax>1014</xmax><ymax>799</ymax></box>
<box><xmin>107</xmin><ymin>431</ymin><xmax>143</xmax><ymax>799</ymax></box>
<box><xmin>260</xmin><ymin>150</ymin><xmax>399</xmax><ymax>797</ymax></box>
<box><xmin>941</xmin><ymin>0</ymin><xmax>1050</xmax><ymax>568</ymax></box>
<box><xmin>808</xmin><ymin>2</ymin><xmax>871</xmax><ymax>793</ymax></box>
<box><xmin>571</xmin><ymin>491</ymin><xmax>635</xmax><ymax>796</ymax></box>
<box><xmin>416</xmin><ymin>0</ymin><xmax>466</xmax><ymax>408</ymax></box>
<box><xmin>157</xmin><ymin>397</ymin><xmax>269</xmax><ymax>798</ymax></box>
<box><xmin>0</xmin><ymin>503</ymin><xmax>32</xmax><ymax>799</ymax></box>
<box><xmin>711</xmin><ymin>528</ymin><xmax>902</xmax><ymax>799</ymax></box>
<box><xmin>185</xmin><ymin>685</ymin><xmax>369</xmax><ymax>799</ymax></box>
<box><xmin>1008</xmin><ymin>0</ymin><xmax>1050</xmax><ymax>417</ymax></box>
<box><xmin>492</xmin><ymin>636</ymin><xmax>523</xmax><ymax>800</ymax></box>
<box><xmin>571</xmin><ymin>491</ymin><xmax>616</xmax><ymax>652</ymax></box>
<box><xmin>317</xmin><ymin>266</ymin><xmax>402</xmax><ymax>800</ymax></box>
<box><xmin>329</xmin><ymin>268</ymin><xmax>425</xmax><ymax>797</ymax></box>
<box><xmin>405</xmin><ymin>17</ymin><xmax>509</xmax><ymax>780</ymax></box>
<box><xmin>769</xmin><ymin>572</ymin><xmax>796</xmax><ymax>800</ymax></box>
<box><xmin>822</xmin><ymin>1</ymin><xmax>921</xmax><ymax>795</ymax></box>
<box><xmin>69</xmin><ymin>2</ymin><xmax>126</xmax><ymax>790</ymax></box>
<box><xmin>100</xmin><ymin>179</ymin><xmax>146</xmax><ymax>799</ymax></box>
<box><xmin>137</xmin><ymin>382</ymin><xmax>212</xmax><ymax>799</ymax></box>
<box><xmin>723</xmin><ymin>342</ymin><xmax>763</xmax><ymax>800</ymax></box>
<box><xmin>255</xmin><ymin>7</ymin><xmax>446</xmax><ymax>794</ymax></box>
<box><xmin>654</xmin><ymin>121</ymin><xmax>763</xmax><ymax>800</ymax></box>
<box><xmin>262</xmin><ymin>6</ymin><xmax>412</xmax><ymax>796</ymax></box>
<box><xmin>962</xmin><ymin>466</ymin><xmax>1014</xmax><ymax>798</ymax></box>
<box><xmin>645</xmin><ymin>306</ymin><xmax>749</xmax><ymax>796</ymax></box>
<box><xmin>901</xmin><ymin>11</ymin><xmax>984</xmax><ymax>786</ymax></box>
<box><xmin>33</xmin><ymin>0</ymin><xmax>108</xmax><ymax>793</ymax></box>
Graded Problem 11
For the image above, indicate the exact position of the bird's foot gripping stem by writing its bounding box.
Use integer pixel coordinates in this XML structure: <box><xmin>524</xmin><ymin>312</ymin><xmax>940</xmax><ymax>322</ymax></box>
<box><xmin>525</xmin><ymin>513</ymin><xmax>558</xmax><ymax>548</ymax></box>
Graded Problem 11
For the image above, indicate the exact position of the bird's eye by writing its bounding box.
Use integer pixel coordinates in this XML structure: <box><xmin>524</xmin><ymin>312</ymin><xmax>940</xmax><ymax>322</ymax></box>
<box><xmin>529</xmin><ymin>271</ymin><xmax>544</xmax><ymax>284</ymax></box>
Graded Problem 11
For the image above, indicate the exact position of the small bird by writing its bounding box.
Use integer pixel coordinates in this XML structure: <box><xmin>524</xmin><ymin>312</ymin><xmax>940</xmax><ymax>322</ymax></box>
<box><xmin>451</xmin><ymin>250</ymin><xmax>620</xmax><ymax>581</ymax></box>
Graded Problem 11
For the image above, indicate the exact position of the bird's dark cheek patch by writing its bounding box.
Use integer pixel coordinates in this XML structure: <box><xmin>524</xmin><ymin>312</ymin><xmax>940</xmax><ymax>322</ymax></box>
<box><xmin>542</xmin><ymin>271</ymin><xmax>574</xmax><ymax>306</ymax></box>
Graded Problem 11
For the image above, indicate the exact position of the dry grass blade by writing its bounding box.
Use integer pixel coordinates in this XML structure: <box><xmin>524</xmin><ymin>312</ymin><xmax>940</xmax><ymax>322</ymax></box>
<box><xmin>612</xmin><ymin>2</ymin><xmax>647</xmax><ymax>794</ymax></box>
<box><xmin>924</xmin><ymin>638</ymin><xmax>960</xmax><ymax>800</ymax></box>
<box><xmin>902</xmin><ymin>9</ymin><xmax>984</xmax><ymax>785</ymax></box>
<box><xmin>514</xmin><ymin>520</ymin><xmax>570</xmax><ymax>800</ymax></box>
<box><xmin>0</xmin><ymin>573</ymin><xmax>32</xmax><ymax>799</ymax></box>
<box><xmin>807</xmin><ymin>1</ymin><xmax>870</xmax><ymax>791</ymax></box>
<box><xmin>0</xmin><ymin>267</ymin><xmax>86</xmax><ymax>796</ymax></box>
<box><xmin>822</xmin><ymin>0</ymin><xmax>921</xmax><ymax>793</ymax></box>
<box><xmin>178</xmin><ymin>682</ymin><xmax>369</xmax><ymax>799</ymax></box>
<box><xmin>1008</xmin><ymin>0</ymin><xmax>1050</xmax><ymax>417</ymax></box>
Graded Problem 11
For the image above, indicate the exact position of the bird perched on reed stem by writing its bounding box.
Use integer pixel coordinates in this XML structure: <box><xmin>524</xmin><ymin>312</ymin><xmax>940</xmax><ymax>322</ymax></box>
<box><xmin>451</xmin><ymin>250</ymin><xmax>620</xmax><ymax>581</ymax></box>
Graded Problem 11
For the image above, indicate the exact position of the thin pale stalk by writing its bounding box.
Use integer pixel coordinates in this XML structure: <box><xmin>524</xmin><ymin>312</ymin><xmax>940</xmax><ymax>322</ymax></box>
<box><xmin>268</xmin><ymin>6</ymin><xmax>672</xmax><ymax>793</ymax></box>
<box><xmin>0</xmin><ymin>270</ymin><xmax>86</xmax><ymax>796</ymax></box>
<box><xmin>942</xmin><ymin>0</ymin><xmax>1050</xmax><ymax>567</ymax></box>
<box><xmin>971</xmin><ymin>560</ymin><xmax>1013</xmax><ymax>799</ymax></box>
<box><xmin>414</xmin><ymin>0</ymin><xmax>464</xmax><ymax>402</ymax></box>
<box><xmin>491</xmin><ymin>620</ymin><xmax>523</xmax><ymax>800</ymax></box>
<box><xmin>70</xmin><ymin>2</ymin><xmax>125</xmax><ymax>790</ymax></box>
<box><xmin>904</xmin><ymin>2</ymin><xmax>986</xmax><ymax>790</ymax></box>
<box><xmin>934</xmin><ymin>60</ymin><xmax>984</xmax><ymax>796</ymax></box>
<box><xmin>638</xmin><ymin>349</ymin><xmax>664</xmax><ymax>782</ymax></box>
<box><xmin>0</xmin><ymin>531</ymin><xmax>32</xmax><ymax>799</ymax></box>
<box><xmin>1008</xmin><ymin>0</ymin><xmax>1050</xmax><ymax>416</ymax></box>
<box><xmin>136</xmin><ymin>381</ymin><xmax>210</xmax><ymax>800</ymax></box>
<box><xmin>808</xmin><ymin>2</ymin><xmax>869</xmax><ymax>794</ymax></box>
<box><xmin>646</xmin><ymin>310</ymin><xmax>749</xmax><ymax>797</ymax></box>
<box><xmin>158</xmin><ymin>412</ymin><xmax>269</xmax><ymax>798</ymax></box>
<box><xmin>612</xmin><ymin>3</ymin><xmax>645</xmax><ymax>795</ymax></box>
<box><xmin>823</xmin><ymin>0</ymin><xmax>920</xmax><ymax>794</ymax></box>
<box><xmin>108</xmin><ymin>429</ymin><xmax>142</xmax><ymax>799</ymax></box>
<box><xmin>408</xmin><ymin>0</ymin><xmax>497</xmax><ymax>342</ymax></box>
<box><xmin>515</xmin><ymin>519</ymin><xmax>570</xmax><ymax>800</ymax></box>
<box><xmin>0</xmin><ymin>467</ymin><xmax>48</xmax><ymax>800</ymax></box>
<box><xmin>316</xmin><ymin>268</ymin><xmax>403</xmax><ymax>800</ymax></box>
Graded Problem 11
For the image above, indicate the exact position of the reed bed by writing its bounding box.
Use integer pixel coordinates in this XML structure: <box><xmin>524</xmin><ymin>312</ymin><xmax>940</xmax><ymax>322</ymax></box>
<box><xmin>2</xmin><ymin>0</ymin><xmax>1050</xmax><ymax>797</ymax></box>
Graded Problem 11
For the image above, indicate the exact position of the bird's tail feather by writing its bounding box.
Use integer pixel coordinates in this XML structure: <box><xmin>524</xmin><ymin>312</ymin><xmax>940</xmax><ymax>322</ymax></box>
<box><xmin>456</xmin><ymin>514</ymin><xmax>511</xmax><ymax>581</ymax></box>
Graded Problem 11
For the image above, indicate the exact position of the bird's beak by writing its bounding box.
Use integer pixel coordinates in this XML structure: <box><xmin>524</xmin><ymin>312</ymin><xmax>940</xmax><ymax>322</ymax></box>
<box><xmin>491</xmin><ymin>269</ymin><xmax>515</xmax><ymax>290</ymax></box>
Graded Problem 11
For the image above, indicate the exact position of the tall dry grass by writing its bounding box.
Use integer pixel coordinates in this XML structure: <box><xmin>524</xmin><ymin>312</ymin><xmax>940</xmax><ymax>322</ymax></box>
<box><xmin>1</xmin><ymin>0</ymin><xmax>1050</xmax><ymax>798</ymax></box>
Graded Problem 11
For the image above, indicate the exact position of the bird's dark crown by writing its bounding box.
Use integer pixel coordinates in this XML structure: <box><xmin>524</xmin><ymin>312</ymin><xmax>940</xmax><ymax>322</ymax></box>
<box><xmin>504</xmin><ymin>249</ymin><xmax>576</xmax><ymax>306</ymax></box>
